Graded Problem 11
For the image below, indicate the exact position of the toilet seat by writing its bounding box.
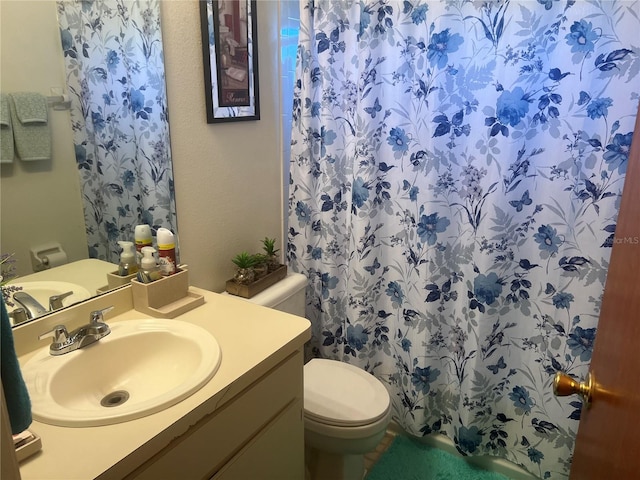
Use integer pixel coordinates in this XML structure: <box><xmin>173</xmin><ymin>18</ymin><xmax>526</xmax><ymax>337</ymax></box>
<box><xmin>304</xmin><ymin>359</ymin><xmax>390</xmax><ymax>427</ymax></box>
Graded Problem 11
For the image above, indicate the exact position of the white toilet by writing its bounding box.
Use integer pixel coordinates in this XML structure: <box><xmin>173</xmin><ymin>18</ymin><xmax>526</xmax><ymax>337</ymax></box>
<box><xmin>223</xmin><ymin>272</ymin><xmax>391</xmax><ymax>480</ymax></box>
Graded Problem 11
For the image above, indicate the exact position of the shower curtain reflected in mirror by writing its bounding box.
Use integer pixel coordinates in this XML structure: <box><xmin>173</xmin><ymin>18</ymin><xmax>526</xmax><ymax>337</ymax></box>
<box><xmin>58</xmin><ymin>0</ymin><xmax>177</xmax><ymax>263</ymax></box>
<box><xmin>287</xmin><ymin>1</ymin><xmax>638</xmax><ymax>478</ymax></box>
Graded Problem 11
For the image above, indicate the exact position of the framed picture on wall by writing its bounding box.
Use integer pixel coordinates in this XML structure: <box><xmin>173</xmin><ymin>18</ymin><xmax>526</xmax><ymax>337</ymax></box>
<box><xmin>199</xmin><ymin>0</ymin><xmax>260</xmax><ymax>123</ymax></box>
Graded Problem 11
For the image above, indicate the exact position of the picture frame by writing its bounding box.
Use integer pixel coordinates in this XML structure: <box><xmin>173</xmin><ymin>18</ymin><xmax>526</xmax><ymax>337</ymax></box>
<box><xmin>199</xmin><ymin>0</ymin><xmax>260</xmax><ymax>123</ymax></box>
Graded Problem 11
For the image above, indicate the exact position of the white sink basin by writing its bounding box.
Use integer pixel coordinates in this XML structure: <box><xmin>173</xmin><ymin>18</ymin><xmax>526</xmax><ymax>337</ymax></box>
<box><xmin>21</xmin><ymin>319</ymin><xmax>222</xmax><ymax>427</ymax></box>
<box><xmin>6</xmin><ymin>281</ymin><xmax>92</xmax><ymax>314</ymax></box>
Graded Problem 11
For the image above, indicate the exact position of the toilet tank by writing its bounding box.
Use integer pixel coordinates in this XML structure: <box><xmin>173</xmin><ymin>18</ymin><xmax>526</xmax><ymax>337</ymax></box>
<box><xmin>224</xmin><ymin>272</ymin><xmax>307</xmax><ymax>317</ymax></box>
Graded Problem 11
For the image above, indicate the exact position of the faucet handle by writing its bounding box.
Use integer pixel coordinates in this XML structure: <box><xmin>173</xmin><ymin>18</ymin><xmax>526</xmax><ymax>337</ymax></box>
<box><xmin>9</xmin><ymin>308</ymin><xmax>29</xmax><ymax>326</ymax></box>
<box><xmin>90</xmin><ymin>306</ymin><xmax>114</xmax><ymax>325</ymax></box>
<box><xmin>38</xmin><ymin>325</ymin><xmax>70</xmax><ymax>345</ymax></box>
<box><xmin>49</xmin><ymin>291</ymin><xmax>74</xmax><ymax>311</ymax></box>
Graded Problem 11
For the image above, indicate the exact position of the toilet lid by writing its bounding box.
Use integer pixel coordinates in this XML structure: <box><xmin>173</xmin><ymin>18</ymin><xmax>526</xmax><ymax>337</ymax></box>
<box><xmin>304</xmin><ymin>359</ymin><xmax>390</xmax><ymax>427</ymax></box>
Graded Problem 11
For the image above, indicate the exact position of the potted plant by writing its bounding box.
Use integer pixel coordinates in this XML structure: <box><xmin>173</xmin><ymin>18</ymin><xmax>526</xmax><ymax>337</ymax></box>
<box><xmin>261</xmin><ymin>237</ymin><xmax>280</xmax><ymax>272</ymax></box>
<box><xmin>1</xmin><ymin>252</ymin><xmax>20</xmax><ymax>308</ymax></box>
<box><xmin>252</xmin><ymin>254</ymin><xmax>269</xmax><ymax>279</ymax></box>
<box><xmin>232</xmin><ymin>251</ymin><xmax>259</xmax><ymax>285</ymax></box>
<box><xmin>226</xmin><ymin>239</ymin><xmax>288</xmax><ymax>298</ymax></box>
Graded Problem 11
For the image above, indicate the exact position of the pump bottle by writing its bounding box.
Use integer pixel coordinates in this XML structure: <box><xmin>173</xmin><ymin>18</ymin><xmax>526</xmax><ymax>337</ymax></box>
<box><xmin>117</xmin><ymin>241</ymin><xmax>138</xmax><ymax>276</ymax></box>
<box><xmin>136</xmin><ymin>247</ymin><xmax>162</xmax><ymax>283</ymax></box>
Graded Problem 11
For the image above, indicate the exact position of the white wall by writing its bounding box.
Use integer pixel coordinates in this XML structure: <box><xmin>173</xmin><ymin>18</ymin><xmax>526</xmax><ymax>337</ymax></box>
<box><xmin>161</xmin><ymin>0</ymin><xmax>283</xmax><ymax>292</ymax></box>
<box><xmin>0</xmin><ymin>1</ymin><xmax>88</xmax><ymax>277</ymax></box>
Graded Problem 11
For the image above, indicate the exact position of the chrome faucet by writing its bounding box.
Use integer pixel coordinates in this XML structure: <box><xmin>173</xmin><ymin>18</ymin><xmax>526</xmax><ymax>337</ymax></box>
<box><xmin>13</xmin><ymin>292</ymin><xmax>48</xmax><ymax>320</ymax></box>
<box><xmin>38</xmin><ymin>306</ymin><xmax>113</xmax><ymax>356</ymax></box>
<box><xmin>12</xmin><ymin>290</ymin><xmax>75</xmax><ymax>320</ymax></box>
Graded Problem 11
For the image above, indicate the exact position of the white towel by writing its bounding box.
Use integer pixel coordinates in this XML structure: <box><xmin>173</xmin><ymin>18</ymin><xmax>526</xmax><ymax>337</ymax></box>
<box><xmin>0</xmin><ymin>94</ymin><xmax>14</xmax><ymax>163</ymax></box>
<box><xmin>9</xmin><ymin>93</ymin><xmax>50</xmax><ymax>161</ymax></box>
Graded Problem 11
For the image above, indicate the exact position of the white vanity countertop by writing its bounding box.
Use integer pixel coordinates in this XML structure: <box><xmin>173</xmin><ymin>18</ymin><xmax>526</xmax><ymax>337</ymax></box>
<box><xmin>16</xmin><ymin>286</ymin><xmax>311</xmax><ymax>480</ymax></box>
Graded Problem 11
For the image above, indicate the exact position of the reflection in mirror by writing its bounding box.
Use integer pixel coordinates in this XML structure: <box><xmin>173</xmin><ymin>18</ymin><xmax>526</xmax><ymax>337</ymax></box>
<box><xmin>0</xmin><ymin>1</ymin><xmax>177</xmax><ymax>324</ymax></box>
<box><xmin>1</xmin><ymin>2</ymin><xmax>87</xmax><ymax>280</ymax></box>
<box><xmin>3</xmin><ymin>259</ymin><xmax>118</xmax><ymax>327</ymax></box>
<box><xmin>58</xmin><ymin>0</ymin><xmax>178</xmax><ymax>262</ymax></box>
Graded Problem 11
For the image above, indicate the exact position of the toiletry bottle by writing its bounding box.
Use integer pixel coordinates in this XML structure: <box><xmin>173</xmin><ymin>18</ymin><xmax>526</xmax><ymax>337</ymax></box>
<box><xmin>134</xmin><ymin>224</ymin><xmax>153</xmax><ymax>266</ymax></box>
<box><xmin>157</xmin><ymin>227</ymin><xmax>177</xmax><ymax>276</ymax></box>
<box><xmin>117</xmin><ymin>241</ymin><xmax>138</xmax><ymax>276</ymax></box>
<box><xmin>136</xmin><ymin>246</ymin><xmax>162</xmax><ymax>283</ymax></box>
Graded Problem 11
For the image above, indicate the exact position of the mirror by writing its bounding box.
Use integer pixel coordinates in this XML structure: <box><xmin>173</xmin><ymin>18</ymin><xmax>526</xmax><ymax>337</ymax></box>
<box><xmin>0</xmin><ymin>1</ymin><xmax>175</xmax><ymax>324</ymax></box>
<box><xmin>3</xmin><ymin>259</ymin><xmax>120</xmax><ymax>326</ymax></box>
<box><xmin>1</xmin><ymin>1</ymin><xmax>88</xmax><ymax>282</ymax></box>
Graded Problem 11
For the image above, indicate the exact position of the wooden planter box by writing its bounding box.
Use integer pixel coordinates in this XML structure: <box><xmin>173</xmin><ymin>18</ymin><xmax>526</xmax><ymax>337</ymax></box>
<box><xmin>225</xmin><ymin>265</ymin><xmax>287</xmax><ymax>299</ymax></box>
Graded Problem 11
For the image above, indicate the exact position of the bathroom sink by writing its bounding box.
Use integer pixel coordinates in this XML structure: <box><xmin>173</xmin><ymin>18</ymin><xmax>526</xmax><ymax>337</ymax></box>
<box><xmin>21</xmin><ymin>318</ymin><xmax>222</xmax><ymax>427</ymax></box>
<box><xmin>6</xmin><ymin>280</ymin><xmax>92</xmax><ymax>313</ymax></box>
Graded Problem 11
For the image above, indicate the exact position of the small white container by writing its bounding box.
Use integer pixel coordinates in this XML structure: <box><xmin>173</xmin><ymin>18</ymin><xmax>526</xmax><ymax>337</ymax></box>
<box><xmin>134</xmin><ymin>224</ymin><xmax>153</xmax><ymax>265</ymax></box>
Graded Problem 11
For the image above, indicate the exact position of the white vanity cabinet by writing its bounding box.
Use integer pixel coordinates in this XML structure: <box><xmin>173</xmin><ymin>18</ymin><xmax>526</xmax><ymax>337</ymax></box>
<box><xmin>126</xmin><ymin>350</ymin><xmax>305</xmax><ymax>480</ymax></box>
<box><xmin>13</xmin><ymin>287</ymin><xmax>311</xmax><ymax>480</ymax></box>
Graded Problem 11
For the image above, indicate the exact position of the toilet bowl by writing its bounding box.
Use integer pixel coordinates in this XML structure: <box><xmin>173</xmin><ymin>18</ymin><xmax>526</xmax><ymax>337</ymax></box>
<box><xmin>222</xmin><ymin>273</ymin><xmax>391</xmax><ymax>479</ymax></box>
<box><xmin>304</xmin><ymin>358</ymin><xmax>391</xmax><ymax>480</ymax></box>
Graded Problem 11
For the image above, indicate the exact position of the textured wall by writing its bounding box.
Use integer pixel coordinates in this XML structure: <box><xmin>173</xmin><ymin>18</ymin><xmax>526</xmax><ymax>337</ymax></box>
<box><xmin>0</xmin><ymin>1</ymin><xmax>88</xmax><ymax>277</ymax></box>
<box><xmin>161</xmin><ymin>1</ymin><xmax>283</xmax><ymax>292</ymax></box>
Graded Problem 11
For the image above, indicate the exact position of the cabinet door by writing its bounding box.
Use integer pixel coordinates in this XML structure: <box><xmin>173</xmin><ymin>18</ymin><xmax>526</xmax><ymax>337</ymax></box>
<box><xmin>126</xmin><ymin>351</ymin><xmax>303</xmax><ymax>480</ymax></box>
<box><xmin>212</xmin><ymin>399</ymin><xmax>304</xmax><ymax>480</ymax></box>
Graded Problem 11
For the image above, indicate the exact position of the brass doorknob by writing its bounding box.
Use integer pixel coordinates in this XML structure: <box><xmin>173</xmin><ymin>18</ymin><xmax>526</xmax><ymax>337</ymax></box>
<box><xmin>553</xmin><ymin>371</ymin><xmax>594</xmax><ymax>408</ymax></box>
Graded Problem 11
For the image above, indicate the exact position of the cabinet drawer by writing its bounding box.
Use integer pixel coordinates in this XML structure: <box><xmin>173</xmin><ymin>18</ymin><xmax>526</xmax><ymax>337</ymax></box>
<box><xmin>128</xmin><ymin>350</ymin><xmax>303</xmax><ymax>479</ymax></box>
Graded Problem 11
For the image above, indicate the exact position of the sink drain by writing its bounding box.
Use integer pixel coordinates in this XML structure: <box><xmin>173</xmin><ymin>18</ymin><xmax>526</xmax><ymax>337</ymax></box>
<box><xmin>100</xmin><ymin>390</ymin><xmax>130</xmax><ymax>408</ymax></box>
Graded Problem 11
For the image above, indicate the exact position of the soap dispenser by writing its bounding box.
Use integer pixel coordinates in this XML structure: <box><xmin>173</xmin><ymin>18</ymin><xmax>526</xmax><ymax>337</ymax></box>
<box><xmin>136</xmin><ymin>247</ymin><xmax>162</xmax><ymax>283</ymax></box>
<box><xmin>117</xmin><ymin>241</ymin><xmax>138</xmax><ymax>276</ymax></box>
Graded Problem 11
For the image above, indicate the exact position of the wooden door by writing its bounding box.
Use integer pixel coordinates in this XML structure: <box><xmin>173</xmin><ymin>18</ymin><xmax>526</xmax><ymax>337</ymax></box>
<box><xmin>568</xmin><ymin>105</ymin><xmax>640</xmax><ymax>478</ymax></box>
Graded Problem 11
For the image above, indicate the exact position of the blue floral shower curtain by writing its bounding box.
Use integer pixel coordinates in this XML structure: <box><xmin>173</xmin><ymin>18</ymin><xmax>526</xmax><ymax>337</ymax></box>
<box><xmin>287</xmin><ymin>1</ymin><xmax>638</xmax><ymax>477</ymax></box>
<box><xmin>58</xmin><ymin>0</ymin><xmax>177</xmax><ymax>262</ymax></box>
